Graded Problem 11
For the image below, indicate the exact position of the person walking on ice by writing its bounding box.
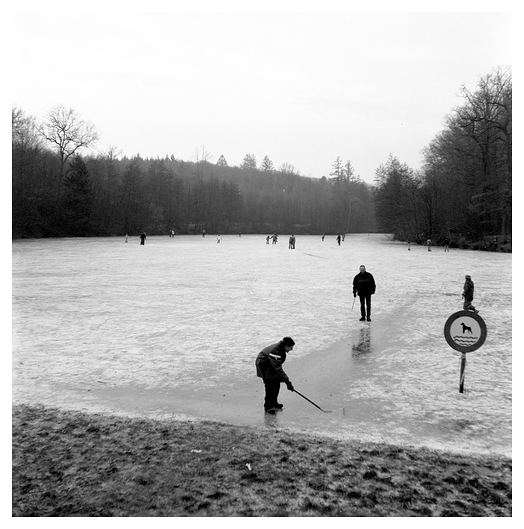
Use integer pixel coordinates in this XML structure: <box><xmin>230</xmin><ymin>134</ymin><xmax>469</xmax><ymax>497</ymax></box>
<box><xmin>255</xmin><ymin>337</ymin><xmax>295</xmax><ymax>413</ymax></box>
<box><xmin>462</xmin><ymin>274</ymin><xmax>478</xmax><ymax>313</ymax></box>
<box><xmin>353</xmin><ymin>265</ymin><xmax>376</xmax><ymax>322</ymax></box>
<box><xmin>139</xmin><ymin>232</ymin><xmax>146</xmax><ymax>245</ymax></box>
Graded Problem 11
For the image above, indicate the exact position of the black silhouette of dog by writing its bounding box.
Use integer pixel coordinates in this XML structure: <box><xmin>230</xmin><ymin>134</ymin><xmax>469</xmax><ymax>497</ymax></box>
<box><xmin>461</xmin><ymin>322</ymin><xmax>473</xmax><ymax>334</ymax></box>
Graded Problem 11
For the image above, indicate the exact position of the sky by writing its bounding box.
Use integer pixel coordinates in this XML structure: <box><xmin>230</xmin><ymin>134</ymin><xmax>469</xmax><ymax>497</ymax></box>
<box><xmin>9</xmin><ymin>4</ymin><xmax>513</xmax><ymax>184</ymax></box>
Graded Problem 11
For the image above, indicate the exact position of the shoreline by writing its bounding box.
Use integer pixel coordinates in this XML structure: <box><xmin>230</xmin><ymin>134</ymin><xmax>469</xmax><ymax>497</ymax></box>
<box><xmin>11</xmin><ymin>325</ymin><xmax>512</xmax><ymax>459</ymax></box>
<box><xmin>12</xmin><ymin>403</ymin><xmax>512</xmax><ymax>516</ymax></box>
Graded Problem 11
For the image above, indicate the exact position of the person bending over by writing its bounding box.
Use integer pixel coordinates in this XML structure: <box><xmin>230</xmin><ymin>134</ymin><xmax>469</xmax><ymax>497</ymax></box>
<box><xmin>255</xmin><ymin>337</ymin><xmax>295</xmax><ymax>413</ymax></box>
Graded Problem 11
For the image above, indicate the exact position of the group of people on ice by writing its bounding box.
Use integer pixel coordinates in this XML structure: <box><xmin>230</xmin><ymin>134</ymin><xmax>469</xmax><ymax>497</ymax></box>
<box><xmin>255</xmin><ymin>260</ymin><xmax>478</xmax><ymax>414</ymax></box>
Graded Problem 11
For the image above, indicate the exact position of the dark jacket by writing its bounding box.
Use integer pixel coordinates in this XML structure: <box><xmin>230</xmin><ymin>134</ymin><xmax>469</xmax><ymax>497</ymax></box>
<box><xmin>255</xmin><ymin>341</ymin><xmax>290</xmax><ymax>383</ymax></box>
<box><xmin>463</xmin><ymin>279</ymin><xmax>474</xmax><ymax>302</ymax></box>
<box><xmin>353</xmin><ymin>271</ymin><xmax>376</xmax><ymax>296</ymax></box>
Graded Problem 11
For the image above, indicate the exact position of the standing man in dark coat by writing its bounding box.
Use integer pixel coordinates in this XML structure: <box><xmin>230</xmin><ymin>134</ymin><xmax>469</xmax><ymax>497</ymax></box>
<box><xmin>140</xmin><ymin>232</ymin><xmax>146</xmax><ymax>245</ymax></box>
<box><xmin>255</xmin><ymin>337</ymin><xmax>295</xmax><ymax>413</ymax></box>
<box><xmin>462</xmin><ymin>274</ymin><xmax>478</xmax><ymax>313</ymax></box>
<box><xmin>353</xmin><ymin>265</ymin><xmax>376</xmax><ymax>322</ymax></box>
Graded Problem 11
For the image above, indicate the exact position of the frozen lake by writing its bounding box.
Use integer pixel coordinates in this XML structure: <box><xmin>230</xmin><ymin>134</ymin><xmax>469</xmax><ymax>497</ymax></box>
<box><xmin>12</xmin><ymin>234</ymin><xmax>512</xmax><ymax>456</ymax></box>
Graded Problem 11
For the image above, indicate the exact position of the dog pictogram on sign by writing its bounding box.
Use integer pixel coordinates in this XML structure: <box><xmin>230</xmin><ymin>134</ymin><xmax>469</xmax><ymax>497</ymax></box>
<box><xmin>444</xmin><ymin>311</ymin><xmax>487</xmax><ymax>353</ymax></box>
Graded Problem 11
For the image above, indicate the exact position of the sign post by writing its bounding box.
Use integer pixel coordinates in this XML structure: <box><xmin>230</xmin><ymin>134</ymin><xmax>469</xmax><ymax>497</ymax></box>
<box><xmin>459</xmin><ymin>353</ymin><xmax>467</xmax><ymax>393</ymax></box>
<box><xmin>444</xmin><ymin>310</ymin><xmax>487</xmax><ymax>393</ymax></box>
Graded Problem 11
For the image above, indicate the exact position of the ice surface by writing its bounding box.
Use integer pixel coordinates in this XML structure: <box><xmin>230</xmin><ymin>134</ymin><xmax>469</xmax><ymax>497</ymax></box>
<box><xmin>12</xmin><ymin>234</ymin><xmax>512</xmax><ymax>456</ymax></box>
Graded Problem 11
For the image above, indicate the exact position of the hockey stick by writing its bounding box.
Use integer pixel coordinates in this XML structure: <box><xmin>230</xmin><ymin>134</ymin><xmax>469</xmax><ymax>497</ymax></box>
<box><xmin>293</xmin><ymin>389</ymin><xmax>332</xmax><ymax>413</ymax></box>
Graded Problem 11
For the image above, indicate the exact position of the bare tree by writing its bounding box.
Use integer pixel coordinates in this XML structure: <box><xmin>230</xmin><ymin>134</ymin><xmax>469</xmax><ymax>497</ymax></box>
<box><xmin>38</xmin><ymin>105</ymin><xmax>99</xmax><ymax>179</ymax></box>
<box><xmin>193</xmin><ymin>145</ymin><xmax>213</xmax><ymax>178</ymax></box>
<box><xmin>12</xmin><ymin>107</ymin><xmax>41</xmax><ymax>149</ymax></box>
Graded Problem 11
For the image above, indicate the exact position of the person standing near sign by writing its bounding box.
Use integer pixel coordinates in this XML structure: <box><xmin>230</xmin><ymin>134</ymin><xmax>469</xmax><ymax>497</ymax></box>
<box><xmin>462</xmin><ymin>274</ymin><xmax>478</xmax><ymax>313</ymax></box>
<box><xmin>353</xmin><ymin>265</ymin><xmax>376</xmax><ymax>321</ymax></box>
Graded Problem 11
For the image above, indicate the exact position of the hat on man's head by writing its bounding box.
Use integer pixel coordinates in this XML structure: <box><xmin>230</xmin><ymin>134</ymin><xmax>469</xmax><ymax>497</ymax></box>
<box><xmin>465</xmin><ymin>275</ymin><xmax>471</xmax><ymax>279</ymax></box>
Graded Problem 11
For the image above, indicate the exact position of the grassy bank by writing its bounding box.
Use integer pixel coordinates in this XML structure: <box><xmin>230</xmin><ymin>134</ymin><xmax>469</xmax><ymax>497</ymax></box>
<box><xmin>12</xmin><ymin>404</ymin><xmax>511</xmax><ymax>517</ymax></box>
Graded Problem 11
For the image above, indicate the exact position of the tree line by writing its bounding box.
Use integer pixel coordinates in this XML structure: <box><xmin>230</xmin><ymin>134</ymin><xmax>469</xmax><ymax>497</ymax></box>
<box><xmin>373</xmin><ymin>68</ymin><xmax>511</xmax><ymax>250</ymax></box>
<box><xmin>12</xmin><ymin>68</ymin><xmax>510</xmax><ymax>248</ymax></box>
<box><xmin>12</xmin><ymin>112</ymin><xmax>375</xmax><ymax>237</ymax></box>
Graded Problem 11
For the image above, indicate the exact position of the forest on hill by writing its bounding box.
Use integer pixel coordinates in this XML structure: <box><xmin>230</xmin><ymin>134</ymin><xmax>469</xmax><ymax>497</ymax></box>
<box><xmin>12</xmin><ymin>68</ymin><xmax>510</xmax><ymax>249</ymax></box>
<box><xmin>11</xmin><ymin>114</ymin><xmax>375</xmax><ymax>237</ymax></box>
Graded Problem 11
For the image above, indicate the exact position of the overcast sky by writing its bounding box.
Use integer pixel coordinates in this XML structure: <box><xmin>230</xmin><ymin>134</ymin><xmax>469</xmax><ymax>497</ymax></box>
<box><xmin>11</xmin><ymin>5</ymin><xmax>512</xmax><ymax>183</ymax></box>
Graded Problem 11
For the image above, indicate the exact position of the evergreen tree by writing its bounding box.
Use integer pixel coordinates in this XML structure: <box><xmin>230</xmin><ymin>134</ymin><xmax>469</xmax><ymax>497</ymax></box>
<box><xmin>373</xmin><ymin>155</ymin><xmax>419</xmax><ymax>240</ymax></box>
<box><xmin>216</xmin><ymin>154</ymin><xmax>228</xmax><ymax>167</ymax></box>
<box><xmin>241</xmin><ymin>153</ymin><xmax>257</xmax><ymax>170</ymax></box>
<box><xmin>62</xmin><ymin>155</ymin><xmax>92</xmax><ymax>236</ymax></box>
<box><xmin>260</xmin><ymin>155</ymin><xmax>275</xmax><ymax>172</ymax></box>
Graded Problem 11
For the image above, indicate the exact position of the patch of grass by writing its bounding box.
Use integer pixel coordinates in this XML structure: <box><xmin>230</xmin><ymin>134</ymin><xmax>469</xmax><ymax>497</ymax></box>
<box><xmin>12</xmin><ymin>404</ymin><xmax>512</xmax><ymax>516</ymax></box>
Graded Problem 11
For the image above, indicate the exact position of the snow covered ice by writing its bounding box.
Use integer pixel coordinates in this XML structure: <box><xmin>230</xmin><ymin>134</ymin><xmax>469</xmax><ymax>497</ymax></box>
<box><xmin>12</xmin><ymin>234</ymin><xmax>511</xmax><ymax>456</ymax></box>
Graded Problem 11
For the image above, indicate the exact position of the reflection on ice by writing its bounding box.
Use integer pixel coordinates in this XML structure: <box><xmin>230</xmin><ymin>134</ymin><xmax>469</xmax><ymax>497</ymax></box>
<box><xmin>352</xmin><ymin>326</ymin><xmax>371</xmax><ymax>357</ymax></box>
<box><xmin>263</xmin><ymin>411</ymin><xmax>279</xmax><ymax>429</ymax></box>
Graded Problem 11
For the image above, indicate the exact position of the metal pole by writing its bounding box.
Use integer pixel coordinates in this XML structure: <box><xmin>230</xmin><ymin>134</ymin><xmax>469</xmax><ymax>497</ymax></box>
<box><xmin>459</xmin><ymin>353</ymin><xmax>467</xmax><ymax>393</ymax></box>
<box><xmin>292</xmin><ymin>389</ymin><xmax>332</xmax><ymax>413</ymax></box>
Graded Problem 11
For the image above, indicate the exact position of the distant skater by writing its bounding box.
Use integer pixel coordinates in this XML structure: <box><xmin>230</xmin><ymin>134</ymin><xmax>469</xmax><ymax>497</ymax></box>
<box><xmin>140</xmin><ymin>232</ymin><xmax>146</xmax><ymax>245</ymax></box>
<box><xmin>125</xmin><ymin>233</ymin><xmax>128</xmax><ymax>243</ymax></box>
<box><xmin>272</xmin><ymin>234</ymin><xmax>278</xmax><ymax>244</ymax></box>
<box><xmin>202</xmin><ymin>230</ymin><xmax>206</xmax><ymax>238</ymax></box>
<box><xmin>353</xmin><ymin>265</ymin><xmax>376</xmax><ymax>322</ymax></box>
<box><xmin>322</xmin><ymin>235</ymin><xmax>325</xmax><ymax>241</ymax></box>
<box><xmin>427</xmin><ymin>238</ymin><xmax>432</xmax><ymax>251</ymax></box>
<box><xmin>462</xmin><ymin>274</ymin><xmax>478</xmax><ymax>313</ymax></box>
<box><xmin>255</xmin><ymin>337</ymin><xmax>295</xmax><ymax>413</ymax></box>
<box><xmin>289</xmin><ymin>235</ymin><xmax>296</xmax><ymax>249</ymax></box>
<box><xmin>443</xmin><ymin>238</ymin><xmax>450</xmax><ymax>252</ymax></box>
<box><xmin>336</xmin><ymin>234</ymin><xmax>341</xmax><ymax>246</ymax></box>
<box><xmin>266</xmin><ymin>235</ymin><xmax>270</xmax><ymax>244</ymax></box>
<box><xmin>407</xmin><ymin>238</ymin><xmax>410</xmax><ymax>250</ymax></box>
<box><xmin>217</xmin><ymin>234</ymin><xmax>221</xmax><ymax>244</ymax></box>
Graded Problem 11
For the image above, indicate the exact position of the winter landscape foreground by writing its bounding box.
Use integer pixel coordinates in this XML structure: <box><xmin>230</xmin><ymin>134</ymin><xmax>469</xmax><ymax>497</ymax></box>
<box><xmin>12</xmin><ymin>233</ymin><xmax>512</xmax><ymax>457</ymax></box>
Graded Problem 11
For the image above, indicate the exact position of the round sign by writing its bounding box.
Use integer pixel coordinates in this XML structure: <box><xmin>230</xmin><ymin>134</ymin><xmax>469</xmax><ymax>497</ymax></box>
<box><xmin>444</xmin><ymin>311</ymin><xmax>487</xmax><ymax>353</ymax></box>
